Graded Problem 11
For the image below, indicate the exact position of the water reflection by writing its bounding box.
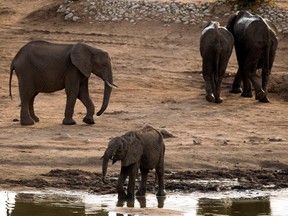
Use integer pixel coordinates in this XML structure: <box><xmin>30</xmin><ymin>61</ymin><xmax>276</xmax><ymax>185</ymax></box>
<box><xmin>0</xmin><ymin>190</ymin><xmax>287</xmax><ymax>216</ymax></box>
<box><xmin>197</xmin><ymin>197</ymin><xmax>271</xmax><ymax>216</ymax></box>
<box><xmin>116</xmin><ymin>196</ymin><xmax>166</xmax><ymax>208</ymax></box>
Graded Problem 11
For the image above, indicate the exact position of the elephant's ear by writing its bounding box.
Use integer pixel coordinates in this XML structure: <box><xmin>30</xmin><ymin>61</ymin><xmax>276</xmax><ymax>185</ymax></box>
<box><xmin>71</xmin><ymin>43</ymin><xmax>92</xmax><ymax>78</ymax></box>
<box><xmin>226</xmin><ymin>12</ymin><xmax>238</xmax><ymax>34</ymax></box>
<box><xmin>121</xmin><ymin>133</ymin><xmax>143</xmax><ymax>167</ymax></box>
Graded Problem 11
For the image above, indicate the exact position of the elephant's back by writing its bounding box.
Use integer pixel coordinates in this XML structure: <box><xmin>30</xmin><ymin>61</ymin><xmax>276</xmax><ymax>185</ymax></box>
<box><xmin>135</xmin><ymin>126</ymin><xmax>164</xmax><ymax>169</ymax></box>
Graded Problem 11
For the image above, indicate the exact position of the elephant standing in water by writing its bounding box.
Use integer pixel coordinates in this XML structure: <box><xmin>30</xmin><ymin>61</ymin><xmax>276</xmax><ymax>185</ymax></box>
<box><xmin>102</xmin><ymin>125</ymin><xmax>166</xmax><ymax>199</ymax></box>
<box><xmin>227</xmin><ymin>11</ymin><xmax>278</xmax><ymax>102</ymax></box>
<box><xmin>200</xmin><ymin>21</ymin><xmax>234</xmax><ymax>103</ymax></box>
<box><xmin>9</xmin><ymin>40</ymin><xmax>117</xmax><ymax>125</ymax></box>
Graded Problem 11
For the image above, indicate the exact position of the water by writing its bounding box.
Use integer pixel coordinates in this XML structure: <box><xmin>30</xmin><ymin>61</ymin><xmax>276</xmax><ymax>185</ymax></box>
<box><xmin>1</xmin><ymin>189</ymin><xmax>288</xmax><ymax>216</ymax></box>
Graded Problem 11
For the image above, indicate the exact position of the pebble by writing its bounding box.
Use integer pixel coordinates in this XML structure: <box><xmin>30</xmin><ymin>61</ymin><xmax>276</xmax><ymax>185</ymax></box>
<box><xmin>57</xmin><ymin>0</ymin><xmax>288</xmax><ymax>33</ymax></box>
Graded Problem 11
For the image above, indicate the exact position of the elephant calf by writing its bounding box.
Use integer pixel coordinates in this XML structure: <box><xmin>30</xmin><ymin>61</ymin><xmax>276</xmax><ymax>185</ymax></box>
<box><xmin>102</xmin><ymin>125</ymin><xmax>166</xmax><ymax>199</ymax></box>
<box><xmin>200</xmin><ymin>21</ymin><xmax>234</xmax><ymax>103</ymax></box>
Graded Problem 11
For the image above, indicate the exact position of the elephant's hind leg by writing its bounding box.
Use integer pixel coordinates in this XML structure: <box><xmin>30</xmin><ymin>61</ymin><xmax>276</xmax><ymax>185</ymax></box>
<box><xmin>20</xmin><ymin>103</ymin><xmax>34</xmax><ymax>125</ymax></box>
<box><xmin>29</xmin><ymin>93</ymin><xmax>39</xmax><ymax>122</ymax></box>
<box><xmin>136</xmin><ymin>168</ymin><xmax>149</xmax><ymax>197</ymax></box>
<box><xmin>19</xmin><ymin>86</ymin><xmax>35</xmax><ymax>125</ymax></box>
<box><xmin>156</xmin><ymin>166</ymin><xmax>166</xmax><ymax>197</ymax></box>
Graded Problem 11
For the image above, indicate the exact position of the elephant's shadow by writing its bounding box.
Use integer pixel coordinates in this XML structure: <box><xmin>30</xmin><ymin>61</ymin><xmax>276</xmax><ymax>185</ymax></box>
<box><xmin>116</xmin><ymin>196</ymin><xmax>166</xmax><ymax>208</ymax></box>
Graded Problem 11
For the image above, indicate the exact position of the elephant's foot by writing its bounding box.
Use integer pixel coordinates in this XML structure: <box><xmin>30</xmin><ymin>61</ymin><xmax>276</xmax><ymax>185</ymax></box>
<box><xmin>156</xmin><ymin>190</ymin><xmax>167</xmax><ymax>197</ymax></box>
<box><xmin>83</xmin><ymin>117</ymin><xmax>95</xmax><ymax>124</ymax></box>
<box><xmin>255</xmin><ymin>90</ymin><xmax>266</xmax><ymax>101</ymax></box>
<box><xmin>215</xmin><ymin>97</ymin><xmax>223</xmax><ymax>104</ymax></box>
<box><xmin>20</xmin><ymin>117</ymin><xmax>35</xmax><ymax>126</ymax></box>
<box><xmin>241</xmin><ymin>91</ymin><xmax>253</xmax><ymax>98</ymax></box>
<box><xmin>259</xmin><ymin>96</ymin><xmax>270</xmax><ymax>103</ymax></box>
<box><xmin>230</xmin><ymin>87</ymin><xmax>242</xmax><ymax>94</ymax></box>
<box><xmin>31</xmin><ymin>115</ymin><xmax>39</xmax><ymax>122</ymax></box>
<box><xmin>62</xmin><ymin>118</ymin><xmax>76</xmax><ymax>125</ymax></box>
<box><xmin>205</xmin><ymin>94</ymin><xmax>215</xmax><ymax>103</ymax></box>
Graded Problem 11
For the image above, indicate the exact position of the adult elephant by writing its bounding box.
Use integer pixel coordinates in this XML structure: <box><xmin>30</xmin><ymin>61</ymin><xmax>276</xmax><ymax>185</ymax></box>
<box><xmin>200</xmin><ymin>21</ymin><xmax>234</xmax><ymax>103</ymax></box>
<box><xmin>101</xmin><ymin>125</ymin><xmax>166</xmax><ymax>199</ymax></box>
<box><xmin>227</xmin><ymin>11</ymin><xmax>278</xmax><ymax>102</ymax></box>
<box><xmin>9</xmin><ymin>40</ymin><xmax>117</xmax><ymax>125</ymax></box>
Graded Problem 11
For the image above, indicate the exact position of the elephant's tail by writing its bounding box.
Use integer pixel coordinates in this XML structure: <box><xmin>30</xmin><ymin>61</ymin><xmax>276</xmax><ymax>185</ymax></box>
<box><xmin>9</xmin><ymin>60</ymin><xmax>15</xmax><ymax>100</ymax></box>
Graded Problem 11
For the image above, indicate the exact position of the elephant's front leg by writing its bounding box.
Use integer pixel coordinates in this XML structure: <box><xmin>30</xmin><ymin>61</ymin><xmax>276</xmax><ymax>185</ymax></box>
<box><xmin>126</xmin><ymin>163</ymin><xmax>138</xmax><ymax>199</ymax></box>
<box><xmin>78</xmin><ymin>80</ymin><xmax>95</xmax><ymax>124</ymax></box>
<box><xmin>63</xmin><ymin>77</ymin><xmax>79</xmax><ymax>125</ymax></box>
<box><xmin>117</xmin><ymin>166</ymin><xmax>129</xmax><ymax>199</ymax></box>
<box><xmin>136</xmin><ymin>168</ymin><xmax>149</xmax><ymax>197</ymax></box>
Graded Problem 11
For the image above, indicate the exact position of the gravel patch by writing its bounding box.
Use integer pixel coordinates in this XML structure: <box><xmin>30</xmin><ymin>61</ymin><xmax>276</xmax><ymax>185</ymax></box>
<box><xmin>56</xmin><ymin>0</ymin><xmax>288</xmax><ymax>33</ymax></box>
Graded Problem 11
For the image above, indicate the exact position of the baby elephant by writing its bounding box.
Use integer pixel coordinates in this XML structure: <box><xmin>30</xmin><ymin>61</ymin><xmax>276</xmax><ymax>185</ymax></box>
<box><xmin>101</xmin><ymin>125</ymin><xmax>166</xmax><ymax>199</ymax></box>
<box><xmin>200</xmin><ymin>21</ymin><xmax>234</xmax><ymax>103</ymax></box>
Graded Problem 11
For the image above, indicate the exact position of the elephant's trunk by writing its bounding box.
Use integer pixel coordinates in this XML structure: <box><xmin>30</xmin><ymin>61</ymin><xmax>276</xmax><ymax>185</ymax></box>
<box><xmin>102</xmin><ymin>153</ymin><xmax>110</xmax><ymax>184</ymax></box>
<box><xmin>97</xmin><ymin>81</ymin><xmax>112</xmax><ymax>116</ymax></box>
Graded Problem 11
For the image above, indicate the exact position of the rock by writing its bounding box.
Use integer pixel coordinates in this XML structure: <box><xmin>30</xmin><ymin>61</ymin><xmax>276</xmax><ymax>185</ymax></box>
<box><xmin>268</xmin><ymin>136</ymin><xmax>283</xmax><ymax>142</ymax></box>
<box><xmin>193</xmin><ymin>137</ymin><xmax>202</xmax><ymax>145</ymax></box>
<box><xmin>53</xmin><ymin>133</ymin><xmax>72</xmax><ymax>140</ymax></box>
<box><xmin>64</xmin><ymin>13</ymin><xmax>74</xmax><ymax>21</ymax></box>
<box><xmin>56</xmin><ymin>0</ymin><xmax>288</xmax><ymax>32</ymax></box>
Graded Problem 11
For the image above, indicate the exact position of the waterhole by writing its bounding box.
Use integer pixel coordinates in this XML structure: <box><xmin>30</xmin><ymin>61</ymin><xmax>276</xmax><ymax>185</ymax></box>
<box><xmin>1</xmin><ymin>189</ymin><xmax>288</xmax><ymax>215</ymax></box>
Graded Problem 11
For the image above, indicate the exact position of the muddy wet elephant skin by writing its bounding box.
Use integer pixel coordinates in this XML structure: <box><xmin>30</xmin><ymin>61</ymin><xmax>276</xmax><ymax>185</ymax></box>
<box><xmin>101</xmin><ymin>125</ymin><xmax>166</xmax><ymax>199</ymax></box>
<box><xmin>9</xmin><ymin>40</ymin><xmax>117</xmax><ymax>125</ymax></box>
<box><xmin>200</xmin><ymin>21</ymin><xmax>234</xmax><ymax>103</ymax></box>
<box><xmin>227</xmin><ymin>11</ymin><xmax>278</xmax><ymax>102</ymax></box>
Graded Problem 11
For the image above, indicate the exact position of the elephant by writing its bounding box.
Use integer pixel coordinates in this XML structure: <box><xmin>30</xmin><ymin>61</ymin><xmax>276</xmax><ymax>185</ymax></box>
<box><xmin>9</xmin><ymin>40</ymin><xmax>117</xmax><ymax>125</ymax></box>
<box><xmin>101</xmin><ymin>125</ymin><xmax>166</xmax><ymax>199</ymax></box>
<box><xmin>200</xmin><ymin>21</ymin><xmax>234</xmax><ymax>103</ymax></box>
<box><xmin>226</xmin><ymin>11</ymin><xmax>278</xmax><ymax>102</ymax></box>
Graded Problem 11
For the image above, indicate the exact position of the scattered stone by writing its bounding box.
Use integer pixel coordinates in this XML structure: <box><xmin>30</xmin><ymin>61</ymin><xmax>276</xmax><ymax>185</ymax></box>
<box><xmin>84</xmin><ymin>139</ymin><xmax>91</xmax><ymax>143</ymax></box>
<box><xmin>193</xmin><ymin>137</ymin><xmax>202</xmax><ymax>145</ymax></box>
<box><xmin>53</xmin><ymin>133</ymin><xmax>72</xmax><ymax>140</ymax></box>
<box><xmin>56</xmin><ymin>0</ymin><xmax>288</xmax><ymax>33</ymax></box>
<box><xmin>268</xmin><ymin>136</ymin><xmax>284</xmax><ymax>142</ymax></box>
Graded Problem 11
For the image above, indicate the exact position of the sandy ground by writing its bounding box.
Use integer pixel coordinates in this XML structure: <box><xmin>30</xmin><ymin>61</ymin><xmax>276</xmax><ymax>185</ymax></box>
<box><xmin>0</xmin><ymin>0</ymin><xmax>288</xmax><ymax>194</ymax></box>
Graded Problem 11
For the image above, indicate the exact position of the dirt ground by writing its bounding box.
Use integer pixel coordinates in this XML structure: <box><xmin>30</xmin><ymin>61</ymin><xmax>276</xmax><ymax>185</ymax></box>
<box><xmin>0</xmin><ymin>0</ymin><xmax>288</xmax><ymax>194</ymax></box>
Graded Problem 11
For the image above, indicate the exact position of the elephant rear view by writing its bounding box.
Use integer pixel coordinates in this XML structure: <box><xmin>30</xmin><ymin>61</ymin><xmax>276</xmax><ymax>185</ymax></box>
<box><xmin>9</xmin><ymin>40</ymin><xmax>117</xmax><ymax>125</ymax></box>
<box><xmin>101</xmin><ymin>125</ymin><xmax>166</xmax><ymax>199</ymax></box>
<box><xmin>227</xmin><ymin>11</ymin><xmax>278</xmax><ymax>102</ymax></box>
<box><xmin>200</xmin><ymin>21</ymin><xmax>234</xmax><ymax>103</ymax></box>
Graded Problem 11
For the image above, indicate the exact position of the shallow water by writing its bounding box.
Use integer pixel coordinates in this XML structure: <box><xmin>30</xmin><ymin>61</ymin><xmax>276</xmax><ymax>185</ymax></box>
<box><xmin>1</xmin><ymin>189</ymin><xmax>288</xmax><ymax>216</ymax></box>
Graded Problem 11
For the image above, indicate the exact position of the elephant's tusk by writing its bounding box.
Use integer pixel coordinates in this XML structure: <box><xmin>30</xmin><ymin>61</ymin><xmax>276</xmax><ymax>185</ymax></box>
<box><xmin>105</xmin><ymin>81</ymin><xmax>119</xmax><ymax>89</ymax></box>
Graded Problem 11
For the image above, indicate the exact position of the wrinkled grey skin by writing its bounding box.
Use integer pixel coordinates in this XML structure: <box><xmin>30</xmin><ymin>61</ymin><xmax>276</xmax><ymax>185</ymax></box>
<box><xmin>200</xmin><ymin>21</ymin><xmax>234</xmax><ymax>103</ymax></box>
<box><xmin>102</xmin><ymin>126</ymin><xmax>166</xmax><ymax>199</ymax></box>
<box><xmin>9</xmin><ymin>40</ymin><xmax>116</xmax><ymax>125</ymax></box>
<box><xmin>227</xmin><ymin>11</ymin><xmax>278</xmax><ymax>102</ymax></box>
